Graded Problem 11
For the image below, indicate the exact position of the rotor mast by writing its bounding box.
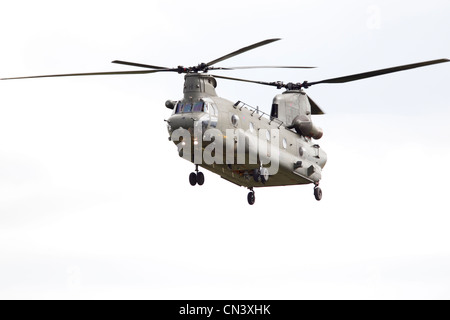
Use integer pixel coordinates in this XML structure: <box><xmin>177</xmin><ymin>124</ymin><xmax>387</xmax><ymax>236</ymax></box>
<box><xmin>183</xmin><ymin>73</ymin><xmax>218</xmax><ymax>98</ymax></box>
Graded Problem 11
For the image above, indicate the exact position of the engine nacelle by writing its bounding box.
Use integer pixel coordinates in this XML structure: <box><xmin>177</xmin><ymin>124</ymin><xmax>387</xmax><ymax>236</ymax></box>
<box><xmin>291</xmin><ymin>115</ymin><xmax>323</xmax><ymax>140</ymax></box>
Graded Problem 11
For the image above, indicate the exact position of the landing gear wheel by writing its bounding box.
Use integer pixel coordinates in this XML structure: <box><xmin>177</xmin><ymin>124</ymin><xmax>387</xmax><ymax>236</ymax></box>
<box><xmin>196</xmin><ymin>172</ymin><xmax>205</xmax><ymax>186</ymax></box>
<box><xmin>253</xmin><ymin>169</ymin><xmax>260</xmax><ymax>183</ymax></box>
<box><xmin>260</xmin><ymin>168</ymin><xmax>269</xmax><ymax>184</ymax></box>
<box><xmin>189</xmin><ymin>165</ymin><xmax>205</xmax><ymax>186</ymax></box>
<box><xmin>253</xmin><ymin>168</ymin><xmax>269</xmax><ymax>184</ymax></box>
<box><xmin>247</xmin><ymin>191</ymin><xmax>256</xmax><ymax>205</ymax></box>
<box><xmin>314</xmin><ymin>187</ymin><xmax>322</xmax><ymax>201</ymax></box>
<box><xmin>189</xmin><ymin>172</ymin><xmax>197</xmax><ymax>186</ymax></box>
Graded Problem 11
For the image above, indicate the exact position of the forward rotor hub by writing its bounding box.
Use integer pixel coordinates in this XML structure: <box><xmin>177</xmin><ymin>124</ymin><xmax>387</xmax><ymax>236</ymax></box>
<box><xmin>176</xmin><ymin>63</ymin><xmax>210</xmax><ymax>74</ymax></box>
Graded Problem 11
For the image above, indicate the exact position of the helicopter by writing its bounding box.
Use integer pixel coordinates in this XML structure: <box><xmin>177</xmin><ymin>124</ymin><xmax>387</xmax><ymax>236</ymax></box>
<box><xmin>1</xmin><ymin>39</ymin><xmax>448</xmax><ymax>205</ymax></box>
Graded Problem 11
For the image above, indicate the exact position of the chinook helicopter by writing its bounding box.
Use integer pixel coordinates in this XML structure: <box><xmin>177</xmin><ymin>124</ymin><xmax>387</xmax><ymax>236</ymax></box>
<box><xmin>1</xmin><ymin>39</ymin><xmax>448</xmax><ymax>205</ymax></box>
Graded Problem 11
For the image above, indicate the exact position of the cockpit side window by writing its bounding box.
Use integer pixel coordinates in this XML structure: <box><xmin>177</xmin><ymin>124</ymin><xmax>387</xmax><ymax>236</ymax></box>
<box><xmin>175</xmin><ymin>102</ymin><xmax>183</xmax><ymax>114</ymax></box>
<box><xmin>206</xmin><ymin>102</ymin><xmax>218</xmax><ymax>116</ymax></box>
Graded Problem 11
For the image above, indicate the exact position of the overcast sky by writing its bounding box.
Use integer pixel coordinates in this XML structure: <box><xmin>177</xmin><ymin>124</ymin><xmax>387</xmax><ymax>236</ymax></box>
<box><xmin>1</xmin><ymin>0</ymin><xmax>449</xmax><ymax>299</ymax></box>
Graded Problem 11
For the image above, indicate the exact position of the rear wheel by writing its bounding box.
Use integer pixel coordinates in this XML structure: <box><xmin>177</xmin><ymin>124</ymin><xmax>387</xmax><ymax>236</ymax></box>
<box><xmin>253</xmin><ymin>169</ymin><xmax>260</xmax><ymax>183</ymax></box>
<box><xmin>260</xmin><ymin>168</ymin><xmax>269</xmax><ymax>184</ymax></box>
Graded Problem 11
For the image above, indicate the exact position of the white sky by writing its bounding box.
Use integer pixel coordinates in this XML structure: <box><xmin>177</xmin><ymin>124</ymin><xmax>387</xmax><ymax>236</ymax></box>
<box><xmin>0</xmin><ymin>0</ymin><xmax>449</xmax><ymax>299</ymax></box>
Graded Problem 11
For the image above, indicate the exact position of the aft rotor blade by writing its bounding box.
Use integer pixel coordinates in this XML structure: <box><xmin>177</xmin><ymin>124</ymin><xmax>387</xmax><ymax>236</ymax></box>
<box><xmin>206</xmin><ymin>38</ymin><xmax>281</xmax><ymax>67</ymax></box>
<box><xmin>307</xmin><ymin>59</ymin><xmax>450</xmax><ymax>86</ymax></box>
<box><xmin>211</xmin><ymin>74</ymin><xmax>279</xmax><ymax>87</ymax></box>
<box><xmin>209</xmin><ymin>65</ymin><xmax>316</xmax><ymax>70</ymax></box>
<box><xmin>1</xmin><ymin>69</ymin><xmax>174</xmax><ymax>80</ymax></box>
<box><xmin>111</xmin><ymin>60</ymin><xmax>172</xmax><ymax>70</ymax></box>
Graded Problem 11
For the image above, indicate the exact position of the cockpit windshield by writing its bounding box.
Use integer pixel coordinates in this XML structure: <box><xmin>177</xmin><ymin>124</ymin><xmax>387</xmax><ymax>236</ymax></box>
<box><xmin>184</xmin><ymin>103</ymin><xmax>192</xmax><ymax>112</ymax></box>
<box><xmin>175</xmin><ymin>101</ymin><xmax>205</xmax><ymax>114</ymax></box>
<box><xmin>193</xmin><ymin>101</ymin><xmax>204</xmax><ymax>112</ymax></box>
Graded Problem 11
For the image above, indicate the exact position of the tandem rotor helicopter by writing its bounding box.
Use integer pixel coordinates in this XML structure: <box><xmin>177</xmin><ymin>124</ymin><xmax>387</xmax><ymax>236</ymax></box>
<box><xmin>2</xmin><ymin>39</ymin><xmax>448</xmax><ymax>205</ymax></box>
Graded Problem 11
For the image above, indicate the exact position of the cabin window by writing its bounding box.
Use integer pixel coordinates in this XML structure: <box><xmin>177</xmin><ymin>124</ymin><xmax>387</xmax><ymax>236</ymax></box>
<box><xmin>299</xmin><ymin>147</ymin><xmax>305</xmax><ymax>157</ymax></box>
<box><xmin>282</xmin><ymin>138</ymin><xmax>287</xmax><ymax>149</ymax></box>
<box><xmin>231</xmin><ymin>114</ymin><xmax>239</xmax><ymax>127</ymax></box>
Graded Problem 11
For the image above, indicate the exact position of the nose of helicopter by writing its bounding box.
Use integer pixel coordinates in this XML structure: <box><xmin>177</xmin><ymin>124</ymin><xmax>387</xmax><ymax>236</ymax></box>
<box><xmin>167</xmin><ymin>112</ymin><xmax>210</xmax><ymax>136</ymax></box>
<box><xmin>167</xmin><ymin>114</ymin><xmax>195</xmax><ymax>132</ymax></box>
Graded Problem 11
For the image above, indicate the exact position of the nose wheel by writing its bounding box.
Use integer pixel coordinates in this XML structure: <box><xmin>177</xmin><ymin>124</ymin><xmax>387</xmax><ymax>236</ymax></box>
<box><xmin>247</xmin><ymin>188</ymin><xmax>255</xmax><ymax>205</ymax></box>
<box><xmin>189</xmin><ymin>165</ymin><xmax>205</xmax><ymax>186</ymax></box>
<box><xmin>314</xmin><ymin>182</ymin><xmax>322</xmax><ymax>201</ymax></box>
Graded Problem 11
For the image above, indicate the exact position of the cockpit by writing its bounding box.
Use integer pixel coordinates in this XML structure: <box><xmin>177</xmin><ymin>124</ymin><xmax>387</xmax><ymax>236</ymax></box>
<box><xmin>175</xmin><ymin>101</ymin><xmax>209</xmax><ymax>114</ymax></box>
<box><xmin>168</xmin><ymin>99</ymin><xmax>218</xmax><ymax>134</ymax></box>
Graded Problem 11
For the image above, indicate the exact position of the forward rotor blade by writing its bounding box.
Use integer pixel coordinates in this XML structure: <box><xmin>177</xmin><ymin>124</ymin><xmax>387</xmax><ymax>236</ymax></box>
<box><xmin>206</xmin><ymin>38</ymin><xmax>281</xmax><ymax>67</ymax></box>
<box><xmin>111</xmin><ymin>60</ymin><xmax>171</xmax><ymax>70</ymax></box>
<box><xmin>307</xmin><ymin>59</ymin><xmax>450</xmax><ymax>86</ymax></box>
<box><xmin>1</xmin><ymin>69</ymin><xmax>174</xmax><ymax>80</ymax></box>
<box><xmin>209</xmin><ymin>65</ymin><xmax>316</xmax><ymax>70</ymax></box>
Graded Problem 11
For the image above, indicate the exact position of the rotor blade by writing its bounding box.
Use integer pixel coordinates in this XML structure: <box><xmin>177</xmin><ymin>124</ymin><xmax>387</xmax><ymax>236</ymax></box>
<box><xmin>206</xmin><ymin>38</ymin><xmax>281</xmax><ymax>67</ymax></box>
<box><xmin>111</xmin><ymin>60</ymin><xmax>171</xmax><ymax>70</ymax></box>
<box><xmin>209</xmin><ymin>65</ymin><xmax>316</xmax><ymax>70</ymax></box>
<box><xmin>211</xmin><ymin>74</ymin><xmax>279</xmax><ymax>87</ymax></box>
<box><xmin>307</xmin><ymin>59</ymin><xmax>450</xmax><ymax>86</ymax></box>
<box><xmin>1</xmin><ymin>69</ymin><xmax>174</xmax><ymax>80</ymax></box>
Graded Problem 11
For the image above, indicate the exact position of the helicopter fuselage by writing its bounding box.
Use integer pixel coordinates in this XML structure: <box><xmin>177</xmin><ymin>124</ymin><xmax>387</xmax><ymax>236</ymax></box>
<box><xmin>166</xmin><ymin>73</ymin><xmax>327</xmax><ymax>189</ymax></box>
